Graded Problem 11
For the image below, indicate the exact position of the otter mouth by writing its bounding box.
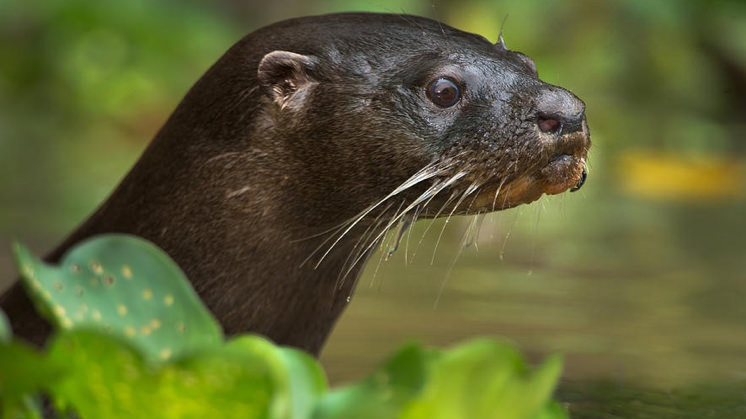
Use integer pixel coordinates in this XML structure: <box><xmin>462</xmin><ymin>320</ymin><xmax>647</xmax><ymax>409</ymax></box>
<box><xmin>535</xmin><ymin>126</ymin><xmax>590</xmax><ymax>194</ymax></box>
<box><xmin>464</xmin><ymin>159</ymin><xmax>585</xmax><ymax>213</ymax></box>
<box><xmin>453</xmin><ymin>127</ymin><xmax>590</xmax><ymax>213</ymax></box>
<box><xmin>540</xmin><ymin>153</ymin><xmax>587</xmax><ymax>194</ymax></box>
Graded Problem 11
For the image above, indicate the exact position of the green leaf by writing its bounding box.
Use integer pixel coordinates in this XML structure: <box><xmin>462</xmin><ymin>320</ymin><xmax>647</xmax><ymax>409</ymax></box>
<box><xmin>223</xmin><ymin>336</ymin><xmax>327</xmax><ymax>419</ymax></box>
<box><xmin>275</xmin><ymin>348</ymin><xmax>328</xmax><ymax>418</ymax></box>
<box><xmin>313</xmin><ymin>343</ymin><xmax>429</xmax><ymax>419</ymax></box>
<box><xmin>535</xmin><ymin>402</ymin><xmax>570</xmax><ymax>419</ymax></box>
<box><xmin>0</xmin><ymin>340</ymin><xmax>60</xmax><ymax>419</ymax></box>
<box><xmin>315</xmin><ymin>340</ymin><xmax>565</xmax><ymax>419</ymax></box>
<box><xmin>35</xmin><ymin>331</ymin><xmax>326</xmax><ymax>419</ymax></box>
<box><xmin>0</xmin><ymin>309</ymin><xmax>9</xmax><ymax>343</ymax></box>
<box><xmin>45</xmin><ymin>331</ymin><xmax>275</xmax><ymax>419</ymax></box>
<box><xmin>12</xmin><ymin>235</ymin><xmax>223</xmax><ymax>363</ymax></box>
<box><xmin>400</xmin><ymin>339</ymin><xmax>565</xmax><ymax>419</ymax></box>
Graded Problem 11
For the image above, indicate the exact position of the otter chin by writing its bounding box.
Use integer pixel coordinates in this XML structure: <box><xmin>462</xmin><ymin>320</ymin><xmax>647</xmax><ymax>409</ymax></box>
<box><xmin>469</xmin><ymin>158</ymin><xmax>588</xmax><ymax>212</ymax></box>
<box><xmin>1</xmin><ymin>13</ymin><xmax>590</xmax><ymax>355</ymax></box>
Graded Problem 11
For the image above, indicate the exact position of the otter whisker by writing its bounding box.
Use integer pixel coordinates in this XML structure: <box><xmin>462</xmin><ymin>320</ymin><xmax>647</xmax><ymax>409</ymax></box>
<box><xmin>314</xmin><ymin>159</ymin><xmax>445</xmax><ymax>240</ymax></box>
<box><xmin>489</xmin><ymin>160</ymin><xmax>515</xmax><ymax>212</ymax></box>
<box><xmin>433</xmin><ymin>211</ymin><xmax>479</xmax><ymax>309</ymax></box>
<box><xmin>466</xmin><ymin>212</ymin><xmax>487</xmax><ymax>250</ymax></box>
<box><xmin>410</xmin><ymin>189</ymin><xmax>460</xmax><ymax>262</ymax></box>
<box><xmin>340</xmin><ymin>171</ymin><xmax>468</xmax><ymax>279</ymax></box>
<box><xmin>500</xmin><ymin>182</ymin><xmax>515</xmax><ymax>209</ymax></box>
<box><xmin>498</xmin><ymin>210</ymin><xmax>521</xmax><ymax>261</ymax></box>
<box><xmin>430</xmin><ymin>177</ymin><xmax>486</xmax><ymax>264</ymax></box>
<box><xmin>336</xmin><ymin>199</ymin><xmax>400</xmax><ymax>289</ymax></box>
<box><xmin>339</xmin><ymin>197</ymin><xmax>410</xmax><ymax>287</ymax></box>
<box><xmin>491</xmin><ymin>179</ymin><xmax>506</xmax><ymax>212</ymax></box>
<box><xmin>458</xmin><ymin>183</ymin><xmax>489</xmax><ymax>251</ymax></box>
<box><xmin>488</xmin><ymin>161</ymin><xmax>518</xmax><ymax>212</ymax></box>
<box><xmin>303</xmin><ymin>159</ymin><xmax>451</xmax><ymax>268</ymax></box>
<box><xmin>310</xmin><ymin>155</ymin><xmax>458</xmax><ymax>276</ymax></box>
<box><xmin>368</xmin><ymin>223</ymin><xmax>393</xmax><ymax>289</ymax></box>
<box><xmin>317</xmin><ymin>163</ymin><xmax>448</xmax><ymax>260</ymax></box>
<box><xmin>335</xmin><ymin>199</ymin><xmax>396</xmax><ymax>287</ymax></box>
<box><xmin>341</xmin><ymin>194</ymin><xmax>441</xmax><ymax>281</ymax></box>
<box><xmin>403</xmin><ymin>205</ymin><xmax>423</xmax><ymax>265</ymax></box>
<box><xmin>367</xmin><ymin>205</ymin><xmax>422</xmax><ymax>290</ymax></box>
<box><xmin>418</xmin><ymin>170</ymin><xmax>469</xmax><ymax>214</ymax></box>
<box><xmin>387</xmin><ymin>215</ymin><xmax>413</xmax><ymax>258</ymax></box>
<box><xmin>411</xmin><ymin>157</ymin><xmax>474</xmax><ymax>216</ymax></box>
<box><xmin>389</xmin><ymin>152</ymin><xmax>469</xmax><ymax>197</ymax></box>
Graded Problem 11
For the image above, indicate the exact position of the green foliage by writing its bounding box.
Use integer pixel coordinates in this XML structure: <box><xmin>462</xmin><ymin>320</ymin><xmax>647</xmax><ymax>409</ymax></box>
<box><xmin>313</xmin><ymin>344</ymin><xmax>430</xmax><ymax>418</ymax></box>
<box><xmin>315</xmin><ymin>341</ymin><xmax>567</xmax><ymax>419</ymax></box>
<box><xmin>0</xmin><ymin>309</ymin><xmax>8</xmax><ymax>343</ymax></box>
<box><xmin>45</xmin><ymin>332</ymin><xmax>314</xmax><ymax>418</ymax></box>
<box><xmin>400</xmin><ymin>341</ymin><xmax>565</xmax><ymax>419</ymax></box>
<box><xmin>0</xmin><ymin>0</ymin><xmax>239</xmax><ymax>120</ymax></box>
<box><xmin>13</xmin><ymin>236</ymin><xmax>222</xmax><ymax>363</ymax></box>
<box><xmin>0</xmin><ymin>234</ymin><xmax>566</xmax><ymax>418</ymax></box>
<box><xmin>0</xmin><ymin>340</ymin><xmax>61</xmax><ymax>418</ymax></box>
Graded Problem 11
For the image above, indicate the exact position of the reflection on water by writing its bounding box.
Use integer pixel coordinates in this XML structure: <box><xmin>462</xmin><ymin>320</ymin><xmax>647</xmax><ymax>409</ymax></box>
<box><xmin>322</xmin><ymin>184</ymin><xmax>746</xmax><ymax>417</ymax></box>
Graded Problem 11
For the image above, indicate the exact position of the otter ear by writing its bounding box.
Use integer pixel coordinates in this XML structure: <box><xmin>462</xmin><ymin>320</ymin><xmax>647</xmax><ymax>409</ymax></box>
<box><xmin>257</xmin><ymin>50</ymin><xmax>317</xmax><ymax>106</ymax></box>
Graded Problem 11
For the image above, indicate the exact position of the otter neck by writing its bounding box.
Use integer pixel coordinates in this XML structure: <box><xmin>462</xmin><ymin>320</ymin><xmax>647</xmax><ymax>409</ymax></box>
<box><xmin>43</xmin><ymin>129</ymin><xmax>379</xmax><ymax>356</ymax></box>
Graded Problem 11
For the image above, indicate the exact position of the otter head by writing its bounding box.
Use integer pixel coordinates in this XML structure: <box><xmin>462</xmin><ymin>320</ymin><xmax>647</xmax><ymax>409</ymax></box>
<box><xmin>247</xmin><ymin>14</ymin><xmax>589</xmax><ymax>235</ymax></box>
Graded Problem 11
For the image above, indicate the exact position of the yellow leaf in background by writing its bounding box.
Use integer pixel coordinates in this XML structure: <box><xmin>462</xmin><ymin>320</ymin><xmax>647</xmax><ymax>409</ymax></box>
<box><xmin>618</xmin><ymin>151</ymin><xmax>746</xmax><ymax>202</ymax></box>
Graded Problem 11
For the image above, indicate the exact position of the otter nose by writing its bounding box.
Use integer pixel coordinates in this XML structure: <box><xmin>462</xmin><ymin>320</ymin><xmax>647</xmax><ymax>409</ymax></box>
<box><xmin>536</xmin><ymin>88</ymin><xmax>585</xmax><ymax>136</ymax></box>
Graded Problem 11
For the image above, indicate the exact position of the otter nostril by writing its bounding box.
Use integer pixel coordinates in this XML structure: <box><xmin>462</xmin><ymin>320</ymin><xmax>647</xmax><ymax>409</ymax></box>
<box><xmin>538</xmin><ymin>117</ymin><xmax>561</xmax><ymax>134</ymax></box>
<box><xmin>535</xmin><ymin>87</ymin><xmax>585</xmax><ymax>135</ymax></box>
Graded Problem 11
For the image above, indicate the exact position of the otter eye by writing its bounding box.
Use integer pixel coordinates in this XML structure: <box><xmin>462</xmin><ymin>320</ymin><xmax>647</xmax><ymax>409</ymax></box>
<box><xmin>426</xmin><ymin>78</ymin><xmax>461</xmax><ymax>108</ymax></box>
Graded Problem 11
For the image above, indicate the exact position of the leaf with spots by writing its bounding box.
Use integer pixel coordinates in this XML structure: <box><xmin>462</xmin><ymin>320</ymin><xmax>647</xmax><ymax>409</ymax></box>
<box><xmin>12</xmin><ymin>235</ymin><xmax>223</xmax><ymax>364</ymax></box>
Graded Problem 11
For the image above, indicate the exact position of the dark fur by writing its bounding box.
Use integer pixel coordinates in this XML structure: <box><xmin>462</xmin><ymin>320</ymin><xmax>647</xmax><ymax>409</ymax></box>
<box><xmin>0</xmin><ymin>13</ymin><xmax>589</xmax><ymax>355</ymax></box>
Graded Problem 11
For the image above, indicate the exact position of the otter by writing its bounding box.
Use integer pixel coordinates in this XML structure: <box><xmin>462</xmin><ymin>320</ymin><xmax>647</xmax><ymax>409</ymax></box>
<box><xmin>0</xmin><ymin>13</ymin><xmax>590</xmax><ymax>356</ymax></box>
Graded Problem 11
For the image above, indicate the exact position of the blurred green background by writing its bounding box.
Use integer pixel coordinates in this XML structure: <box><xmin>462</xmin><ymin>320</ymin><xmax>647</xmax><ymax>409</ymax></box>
<box><xmin>1</xmin><ymin>0</ymin><xmax>745</xmax><ymax>414</ymax></box>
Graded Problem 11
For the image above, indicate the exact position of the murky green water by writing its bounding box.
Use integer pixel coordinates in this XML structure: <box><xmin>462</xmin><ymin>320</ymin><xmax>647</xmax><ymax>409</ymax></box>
<box><xmin>321</xmin><ymin>185</ymin><xmax>746</xmax><ymax>417</ymax></box>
